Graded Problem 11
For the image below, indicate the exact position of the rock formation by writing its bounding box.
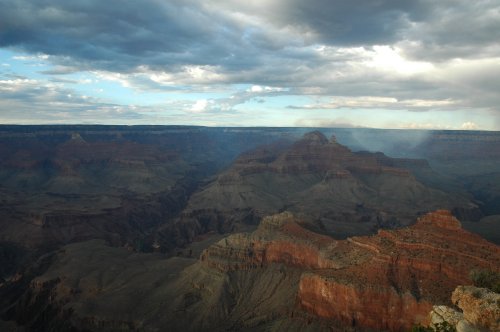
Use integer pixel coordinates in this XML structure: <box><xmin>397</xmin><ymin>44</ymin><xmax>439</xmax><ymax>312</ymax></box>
<box><xmin>0</xmin><ymin>125</ymin><xmax>299</xmax><ymax>253</ymax></box>
<box><xmin>429</xmin><ymin>285</ymin><xmax>500</xmax><ymax>331</ymax></box>
<box><xmin>429</xmin><ymin>305</ymin><xmax>464</xmax><ymax>327</ymax></box>
<box><xmin>1</xmin><ymin>126</ymin><xmax>500</xmax><ymax>331</ymax></box>
<box><xmin>453</xmin><ymin>286</ymin><xmax>499</xmax><ymax>331</ymax></box>
<box><xmin>200</xmin><ymin>210</ymin><xmax>500</xmax><ymax>331</ymax></box>
<box><xmin>185</xmin><ymin>131</ymin><xmax>474</xmax><ymax>239</ymax></box>
<box><xmin>3</xmin><ymin>212</ymin><xmax>499</xmax><ymax>331</ymax></box>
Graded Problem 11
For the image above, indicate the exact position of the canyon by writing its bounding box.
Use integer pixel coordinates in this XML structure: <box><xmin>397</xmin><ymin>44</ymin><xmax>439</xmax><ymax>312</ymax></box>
<box><xmin>201</xmin><ymin>210</ymin><xmax>499</xmax><ymax>331</ymax></box>
<box><xmin>0</xmin><ymin>125</ymin><xmax>499</xmax><ymax>331</ymax></box>
<box><xmin>183</xmin><ymin>131</ymin><xmax>476</xmax><ymax>240</ymax></box>
<box><xmin>3</xmin><ymin>210</ymin><xmax>498</xmax><ymax>331</ymax></box>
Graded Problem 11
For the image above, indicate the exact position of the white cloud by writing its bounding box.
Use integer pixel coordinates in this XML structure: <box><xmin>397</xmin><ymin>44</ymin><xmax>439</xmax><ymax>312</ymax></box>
<box><xmin>289</xmin><ymin>96</ymin><xmax>456</xmax><ymax>111</ymax></box>
<box><xmin>395</xmin><ymin>122</ymin><xmax>453</xmax><ymax>130</ymax></box>
<box><xmin>93</xmin><ymin>71</ymin><xmax>132</xmax><ymax>88</ymax></box>
<box><xmin>0</xmin><ymin>78</ymin><xmax>39</xmax><ymax>92</ymax></box>
<box><xmin>12</xmin><ymin>54</ymin><xmax>50</xmax><ymax>61</ymax></box>
<box><xmin>190</xmin><ymin>99</ymin><xmax>209</xmax><ymax>113</ymax></box>
<box><xmin>248</xmin><ymin>85</ymin><xmax>287</xmax><ymax>93</ymax></box>
<box><xmin>249</xmin><ymin>85</ymin><xmax>264</xmax><ymax>93</ymax></box>
<box><xmin>365</xmin><ymin>46</ymin><xmax>434</xmax><ymax>75</ymax></box>
<box><xmin>461</xmin><ymin>121</ymin><xmax>479</xmax><ymax>130</ymax></box>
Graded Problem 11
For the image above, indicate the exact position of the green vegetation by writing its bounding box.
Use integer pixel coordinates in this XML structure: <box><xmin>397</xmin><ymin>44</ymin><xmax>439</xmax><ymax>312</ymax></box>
<box><xmin>469</xmin><ymin>269</ymin><xmax>500</xmax><ymax>293</ymax></box>
<box><xmin>411</xmin><ymin>321</ymin><xmax>456</xmax><ymax>332</ymax></box>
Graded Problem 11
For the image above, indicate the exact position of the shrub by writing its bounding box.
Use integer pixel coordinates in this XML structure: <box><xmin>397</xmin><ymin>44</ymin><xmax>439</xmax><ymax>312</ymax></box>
<box><xmin>469</xmin><ymin>269</ymin><xmax>500</xmax><ymax>293</ymax></box>
<box><xmin>411</xmin><ymin>324</ymin><xmax>433</xmax><ymax>332</ymax></box>
<box><xmin>433</xmin><ymin>322</ymin><xmax>456</xmax><ymax>332</ymax></box>
<box><xmin>410</xmin><ymin>322</ymin><xmax>456</xmax><ymax>332</ymax></box>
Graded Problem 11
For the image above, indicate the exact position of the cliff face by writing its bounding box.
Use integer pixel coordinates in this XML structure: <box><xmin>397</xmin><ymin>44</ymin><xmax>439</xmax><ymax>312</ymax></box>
<box><xmin>200</xmin><ymin>210</ymin><xmax>500</xmax><ymax>331</ymax></box>
<box><xmin>298</xmin><ymin>274</ymin><xmax>432</xmax><ymax>331</ymax></box>
<box><xmin>185</xmin><ymin>131</ymin><xmax>476</xmax><ymax>241</ymax></box>
<box><xmin>297</xmin><ymin>210</ymin><xmax>500</xmax><ymax>331</ymax></box>
<box><xmin>200</xmin><ymin>212</ymin><xmax>339</xmax><ymax>271</ymax></box>
<box><xmin>4</xmin><ymin>212</ymin><xmax>499</xmax><ymax>331</ymax></box>
<box><xmin>225</xmin><ymin>131</ymin><xmax>412</xmax><ymax>176</ymax></box>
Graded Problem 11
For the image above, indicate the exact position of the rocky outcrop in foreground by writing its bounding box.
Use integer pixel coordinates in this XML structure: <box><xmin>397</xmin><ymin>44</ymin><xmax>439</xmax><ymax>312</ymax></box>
<box><xmin>201</xmin><ymin>210</ymin><xmax>500</xmax><ymax>331</ymax></box>
<box><xmin>430</xmin><ymin>286</ymin><xmax>500</xmax><ymax>331</ymax></box>
<box><xmin>4</xmin><ymin>210</ymin><xmax>499</xmax><ymax>332</ymax></box>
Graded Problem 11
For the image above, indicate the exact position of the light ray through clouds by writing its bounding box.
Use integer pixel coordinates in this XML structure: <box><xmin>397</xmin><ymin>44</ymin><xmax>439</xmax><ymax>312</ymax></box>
<box><xmin>0</xmin><ymin>0</ymin><xmax>499</xmax><ymax>129</ymax></box>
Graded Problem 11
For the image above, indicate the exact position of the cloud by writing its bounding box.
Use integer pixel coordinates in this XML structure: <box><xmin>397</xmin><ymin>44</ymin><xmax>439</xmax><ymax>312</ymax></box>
<box><xmin>218</xmin><ymin>0</ymin><xmax>432</xmax><ymax>46</ymax></box>
<box><xmin>190</xmin><ymin>99</ymin><xmax>209</xmax><ymax>113</ymax></box>
<box><xmin>12</xmin><ymin>54</ymin><xmax>50</xmax><ymax>61</ymax></box>
<box><xmin>0</xmin><ymin>1</ymin><xmax>499</xmax><ymax>126</ymax></box>
<box><xmin>0</xmin><ymin>0</ymin><xmax>275</xmax><ymax>73</ymax></box>
<box><xmin>0</xmin><ymin>1</ymin><xmax>436</xmax><ymax>76</ymax></box>
<box><xmin>401</xmin><ymin>1</ymin><xmax>500</xmax><ymax>61</ymax></box>
<box><xmin>461</xmin><ymin>121</ymin><xmax>479</xmax><ymax>130</ymax></box>
<box><xmin>1</xmin><ymin>1</ymin><xmax>498</xmax><ymax>73</ymax></box>
<box><xmin>294</xmin><ymin>118</ymin><xmax>363</xmax><ymax>128</ymax></box>
<box><xmin>0</xmin><ymin>75</ymin><xmax>151</xmax><ymax>123</ymax></box>
<box><xmin>248</xmin><ymin>85</ymin><xmax>286</xmax><ymax>93</ymax></box>
<box><xmin>395</xmin><ymin>122</ymin><xmax>454</xmax><ymax>130</ymax></box>
<box><xmin>183</xmin><ymin>84</ymin><xmax>289</xmax><ymax>114</ymax></box>
<box><xmin>288</xmin><ymin>96</ymin><xmax>457</xmax><ymax>111</ymax></box>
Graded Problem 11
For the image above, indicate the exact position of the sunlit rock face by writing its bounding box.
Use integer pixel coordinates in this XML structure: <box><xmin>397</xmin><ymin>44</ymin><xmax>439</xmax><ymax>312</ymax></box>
<box><xmin>200</xmin><ymin>210</ymin><xmax>500</xmax><ymax>331</ymax></box>
<box><xmin>452</xmin><ymin>286</ymin><xmax>500</xmax><ymax>331</ymax></box>
<box><xmin>429</xmin><ymin>286</ymin><xmax>500</xmax><ymax>332</ymax></box>
<box><xmin>6</xmin><ymin>210</ymin><xmax>499</xmax><ymax>332</ymax></box>
<box><xmin>298</xmin><ymin>274</ymin><xmax>433</xmax><ymax>331</ymax></box>
<box><xmin>201</xmin><ymin>212</ymin><xmax>339</xmax><ymax>271</ymax></box>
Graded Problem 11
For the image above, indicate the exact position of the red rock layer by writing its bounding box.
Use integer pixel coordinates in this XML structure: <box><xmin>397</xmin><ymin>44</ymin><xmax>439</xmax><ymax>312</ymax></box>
<box><xmin>200</xmin><ymin>212</ymin><xmax>339</xmax><ymax>271</ymax></box>
<box><xmin>299</xmin><ymin>274</ymin><xmax>432</xmax><ymax>331</ymax></box>
<box><xmin>201</xmin><ymin>210</ymin><xmax>500</xmax><ymax>331</ymax></box>
<box><xmin>416</xmin><ymin>209</ymin><xmax>462</xmax><ymax>230</ymax></box>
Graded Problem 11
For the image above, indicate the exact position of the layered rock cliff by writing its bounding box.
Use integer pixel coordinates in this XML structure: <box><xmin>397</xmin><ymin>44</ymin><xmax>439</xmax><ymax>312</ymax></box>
<box><xmin>185</xmin><ymin>131</ymin><xmax>475</xmax><ymax>239</ymax></box>
<box><xmin>200</xmin><ymin>212</ymin><xmax>339</xmax><ymax>271</ymax></box>
<box><xmin>200</xmin><ymin>210</ymin><xmax>500</xmax><ymax>331</ymax></box>
<box><xmin>4</xmin><ymin>210</ymin><xmax>499</xmax><ymax>331</ymax></box>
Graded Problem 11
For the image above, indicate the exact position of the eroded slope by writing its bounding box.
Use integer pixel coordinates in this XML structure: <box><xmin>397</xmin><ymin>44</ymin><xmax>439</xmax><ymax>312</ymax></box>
<box><xmin>8</xmin><ymin>210</ymin><xmax>498</xmax><ymax>331</ymax></box>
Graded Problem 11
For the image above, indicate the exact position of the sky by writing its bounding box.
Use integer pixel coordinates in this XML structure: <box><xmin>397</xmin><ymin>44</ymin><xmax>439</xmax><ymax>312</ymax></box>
<box><xmin>0</xmin><ymin>0</ymin><xmax>499</xmax><ymax>129</ymax></box>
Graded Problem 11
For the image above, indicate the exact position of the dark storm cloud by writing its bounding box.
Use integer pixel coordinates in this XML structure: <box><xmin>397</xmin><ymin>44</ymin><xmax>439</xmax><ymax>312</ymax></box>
<box><xmin>402</xmin><ymin>1</ymin><xmax>500</xmax><ymax>61</ymax></box>
<box><xmin>243</xmin><ymin>0</ymin><xmax>431</xmax><ymax>45</ymax></box>
<box><xmin>0</xmin><ymin>0</ymin><xmax>431</xmax><ymax>74</ymax></box>
<box><xmin>267</xmin><ymin>0</ymin><xmax>500</xmax><ymax>60</ymax></box>
<box><xmin>1</xmin><ymin>0</ymin><xmax>498</xmax><ymax>73</ymax></box>
<box><xmin>0</xmin><ymin>0</ymin><xmax>259</xmax><ymax>72</ymax></box>
<box><xmin>0</xmin><ymin>0</ymin><xmax>499</xmax><ymax>121</ymax></box>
